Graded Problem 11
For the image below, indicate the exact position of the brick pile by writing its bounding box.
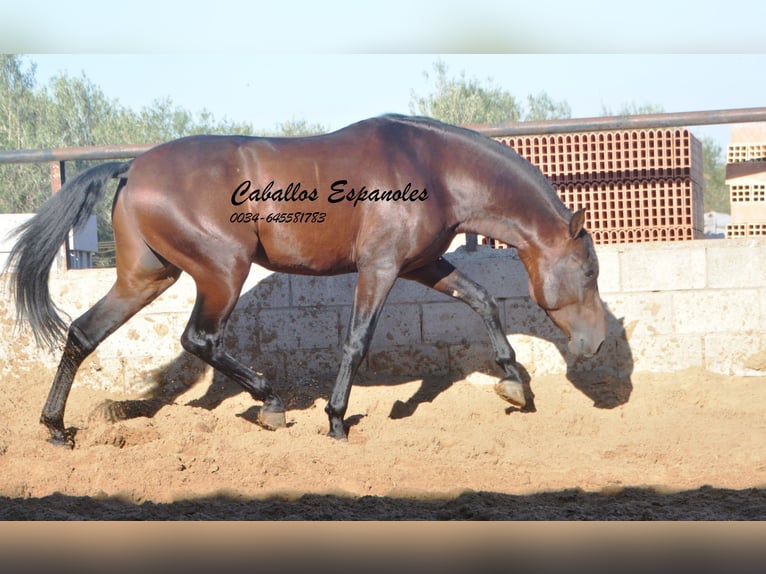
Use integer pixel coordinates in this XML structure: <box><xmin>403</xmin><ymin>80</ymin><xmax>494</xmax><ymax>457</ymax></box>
<box><xmin>481</xmin><ymin>128</ymin><xmax>704</xmax><ymax>246</ymax></box>
<box><xmin>724</xmin><ymin>123</ymin><xmax>766</xmax><ymax>238</ymax></box>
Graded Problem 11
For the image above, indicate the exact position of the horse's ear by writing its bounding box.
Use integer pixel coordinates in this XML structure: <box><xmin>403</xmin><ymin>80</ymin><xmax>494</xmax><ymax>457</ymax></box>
<box><xmin>569</xmin><ymin>209</ymin><xmax>586</xmax><ymax>239</ymax></box>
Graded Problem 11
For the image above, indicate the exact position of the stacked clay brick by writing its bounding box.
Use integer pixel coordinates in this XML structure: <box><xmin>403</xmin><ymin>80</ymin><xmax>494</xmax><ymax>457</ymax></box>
<box><xmin>483</xmin><ymin>128</ymin><xmax>704</xmax><ymax>246</ymax></box>
<box><xmin>725</xmin><ymin>123</ymin><xmax>766</xmax><ymax>238</ymax></box>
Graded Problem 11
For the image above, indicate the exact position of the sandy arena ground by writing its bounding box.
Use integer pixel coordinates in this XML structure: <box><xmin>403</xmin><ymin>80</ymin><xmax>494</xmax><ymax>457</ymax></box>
<box><xmin>0</xmin><ymin>356</ymin><xmax>764</xmax><ymax>520</ymax></box>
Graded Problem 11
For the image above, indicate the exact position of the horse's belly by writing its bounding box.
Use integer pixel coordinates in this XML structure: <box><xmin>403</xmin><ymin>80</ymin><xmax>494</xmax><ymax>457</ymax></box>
<box><xmin>252</xmin><ymin>234</ymin><xmax>356</xmax><ymax>276</ymax></box>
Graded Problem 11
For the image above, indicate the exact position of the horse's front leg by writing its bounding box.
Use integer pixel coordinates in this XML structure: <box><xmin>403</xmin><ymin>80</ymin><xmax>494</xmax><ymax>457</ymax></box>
<box><xmin>326</xmin><ymin>267</ymin><xmax>397</xmax><ymax>439</ymax></box>
<box><xmin>404</xmin><ymin>257</ymin><xmax>527</xmax><ymax>408</ymax></box>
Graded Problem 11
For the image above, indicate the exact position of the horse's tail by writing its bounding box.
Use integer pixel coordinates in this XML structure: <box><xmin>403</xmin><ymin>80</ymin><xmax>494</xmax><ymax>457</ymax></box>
<box><xmin>4</xmin><ymin>161</ymin><xmax>131</xmax><ymax>350</ymax></box>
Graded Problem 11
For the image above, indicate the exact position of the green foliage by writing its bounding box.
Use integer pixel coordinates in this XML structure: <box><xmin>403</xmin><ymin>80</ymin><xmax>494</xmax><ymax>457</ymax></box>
<box><xmin>0</xmin><ymin>55</ymin><xmax>50</xmax><ymax>216</ymax></box>
<box><xmin>268</xmin><ymin>118</ymin><xmax>327</xmax><ymax>137</ymax></box>
<box><xmin>410</xmin><ymin>60</ymin><xmax>521</xmax><ymax>125</ymax></box>
<box><xmin>1</xmin><ymin>55</ymin><xmax>39</xmax><ymax>149</ymax></box>
<box><xmin>128</xmin><ymin>97</ymin><xmax>260</xmax><ymax>143</ymax></box>
<box><xmin>0</xmin><ymin>54</ymin><xmax>326</xmax><ymax>216</ymax></box>
<box><xmin>0</xmin><ymin>53</ymin><xmax>734</xmax><ymax>268</ymax></box>
<box><xmin>600</xmin><ymin>102</ymin><xmax>666</xmax><ymax>117</ymax></box>
<box><xmin>410</xmin><ymin>60</ymin><xmax>570</xmax><ymax>125</ymax></box>
<box><xmin>525</xmin><ymin>91</ymin><xmax>571</xmax><ymax>121</ymax></box>
<box><xmin>699</xmin><ymin>136</ymin><xmax>728</xmax><ymax>213</ymax></box>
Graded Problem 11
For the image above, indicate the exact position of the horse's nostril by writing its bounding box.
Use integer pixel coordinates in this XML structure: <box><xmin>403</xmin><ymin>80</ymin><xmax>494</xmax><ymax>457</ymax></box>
<box><xmin>595</xmin><ymin>339</ymin><xmax>605</xmax><ymax>355</ymax></box>
<box><xmin>569</xmin><ymin>335</ymin><xmax>605</xmax><ymax>359</ymax></box>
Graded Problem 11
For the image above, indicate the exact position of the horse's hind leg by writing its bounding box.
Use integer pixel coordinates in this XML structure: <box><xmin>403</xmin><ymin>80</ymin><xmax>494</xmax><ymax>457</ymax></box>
<box><xmin>180</xmin><ymin>261</ymin><xmax>286</xmax><ymax>430</ymax></box>
<box><xmin>403</xmin><ymin>257</ymin><xmax>526</xmax><ymax>406</ymax></box>
<box><xmin>41</xmin><ymin>257</ymin><xmax>181</xmax><ymax>446</ymax></box>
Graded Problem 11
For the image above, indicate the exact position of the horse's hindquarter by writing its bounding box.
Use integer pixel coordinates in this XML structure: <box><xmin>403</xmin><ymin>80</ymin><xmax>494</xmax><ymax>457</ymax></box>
<box><xmin>119</xmin><ymin>136</ymin><xmax>263</xmax><ymax>274</ymax></box>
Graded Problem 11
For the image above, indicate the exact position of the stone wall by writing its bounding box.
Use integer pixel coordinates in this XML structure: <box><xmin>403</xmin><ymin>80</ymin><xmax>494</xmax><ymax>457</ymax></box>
<box><xmin>2</xmin><ymin>238</ymin><xmax>765</xmax><ymax>394</ymax></box>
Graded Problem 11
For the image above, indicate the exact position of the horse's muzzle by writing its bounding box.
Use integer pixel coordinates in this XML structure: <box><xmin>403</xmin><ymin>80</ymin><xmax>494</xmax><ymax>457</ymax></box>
<box><xmin>568</xmin><ymin>335</ymin><xmax>605</xmax><ymax>359</ymax></box>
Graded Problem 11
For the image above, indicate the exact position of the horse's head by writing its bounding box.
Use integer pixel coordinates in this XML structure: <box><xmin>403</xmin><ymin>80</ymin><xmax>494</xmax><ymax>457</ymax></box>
<box><xmin>524</xmin><ymin>209</ymin><xmax>607</xmax><ymax>359</ymax></box>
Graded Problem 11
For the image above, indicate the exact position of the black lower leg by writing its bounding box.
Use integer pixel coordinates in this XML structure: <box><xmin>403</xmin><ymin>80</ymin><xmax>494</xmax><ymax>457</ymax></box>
<box><xmin>479</xmin><ymin>302</ymin><xmax>522</xmax><ymax>381</ymax></box>
<box><xmin>409</xmin><ymin>259</ymin><xmax>522</xmax><ymax>381</ymax></box>
<box><xmin>325</xmin><ymin>268</ymin><xmax>393</xmax><ymax>440</ymax></box>
<box><xmin>181</xmin><ymin>328</ymin><xmax>286</xmax><ymax>428</ymax></box>
<box><xmin>325</xmin><ymin>350</ymin><xmax>358</xmax><ymax>439</ymax></box>
<box><xmin>325</xmin><ymin>403</ymin><xmax>347</xmax><ymax>439</ymax></box>
<box><xmin>40</xmin><ymin>326</ymin><xmax>93</xmax><ymax>446</ymax></box>
<box><xmin>446</xmin><ymin>276</ymin><xmax>513</xmax><ymax>367</ymax></box>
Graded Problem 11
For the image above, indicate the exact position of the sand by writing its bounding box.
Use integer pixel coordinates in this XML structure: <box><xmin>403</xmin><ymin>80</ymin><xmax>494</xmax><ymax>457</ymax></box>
<box><xmin>1</xmin><ymin>358</ymin><xmax>764</xmax><ymax>520</ymax></box>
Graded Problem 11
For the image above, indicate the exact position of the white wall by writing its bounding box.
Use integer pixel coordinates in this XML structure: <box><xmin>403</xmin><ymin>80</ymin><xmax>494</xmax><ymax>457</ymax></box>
<box><xmin>2</xmin><ymin>238</ymin><xmax>765</xmax><ymax>394</ymax></box>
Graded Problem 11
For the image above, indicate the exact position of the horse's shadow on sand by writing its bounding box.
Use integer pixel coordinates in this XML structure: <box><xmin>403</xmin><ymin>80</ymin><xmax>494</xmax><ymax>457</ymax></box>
<box><xmin>102</xmin><ymin>271</ymin><xmax>633</xmax><ymax>430</ymax></box>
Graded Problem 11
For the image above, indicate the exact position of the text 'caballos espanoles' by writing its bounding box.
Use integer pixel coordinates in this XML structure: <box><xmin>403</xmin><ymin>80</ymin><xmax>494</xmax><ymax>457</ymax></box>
<box><xmin>230</xmin><ymin>179</ymin><xmax>429</xmax><ymax>208</ymax></box>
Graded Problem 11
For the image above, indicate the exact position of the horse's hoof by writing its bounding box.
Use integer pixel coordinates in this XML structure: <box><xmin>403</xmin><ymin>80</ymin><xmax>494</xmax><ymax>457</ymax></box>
<box><xmin>326</xmin><ymin>418</ymin><xmax>348</xmax><ymax>441</ymax></box>
<box><xmin>46</xmin><ymin>430</ymin><xmax>76</xmax><ymax>449</ymax></box>
<box><xmin>257</xmin><ymin>408</ymin><xmax>287</xmax><ymax>430</ymax></box>
<box><xmin>327</xmin><ymin>430</ymin><xmax>349</xmax><ymax>442</ymax></box>
<box><xmin>494</xmin><ymin>377</ymin><xmax>526</xmax><ymax>408</ymax></box>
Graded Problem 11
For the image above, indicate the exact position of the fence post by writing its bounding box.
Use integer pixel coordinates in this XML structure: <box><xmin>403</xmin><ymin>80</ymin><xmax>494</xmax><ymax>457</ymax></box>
<box><xmin>50</xmin><ymin>160</ymin><xmax>65</xmax><ymax>194</ymax></box>
<box><xmin>49</xmin><ymin>160</ymin><xmax>68</xmax><ymax>272</ymax></box>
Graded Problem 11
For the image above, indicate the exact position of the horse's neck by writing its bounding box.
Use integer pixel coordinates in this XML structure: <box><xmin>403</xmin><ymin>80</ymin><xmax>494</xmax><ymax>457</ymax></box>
<box><xmin>444</xmin><ymin>136</ymin><xmax>567</xmax><ymax>249</ymax></box>
<box><xmin>455</xmin><ymin>174</ymin><xmax>568</xmax><ymax>254</ymax></box>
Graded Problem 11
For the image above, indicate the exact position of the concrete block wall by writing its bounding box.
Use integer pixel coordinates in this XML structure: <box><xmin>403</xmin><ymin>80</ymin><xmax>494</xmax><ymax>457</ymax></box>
<box><xmin>0</xmin><ymin>214</ymin><xmax>58</xmax><ymax>272</ymax></box>
<box><xmin>2</xmin><ymin>238</ymin><xmax>766</xmax><ymax>395</ymax></box>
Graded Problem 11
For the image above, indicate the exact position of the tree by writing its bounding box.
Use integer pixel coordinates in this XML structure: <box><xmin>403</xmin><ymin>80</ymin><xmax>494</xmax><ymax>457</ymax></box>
<box><xmin>0</xmin><ymin>55</ymin><xmax>49</xmax><ymax>215</ymax></box>
<box><xmin>699</xmin><ymin>136</ymin><xmax>728</xmax><ymax>213</ymax></box>
<box><xmin>410</xmin><ymin>60</ymin><xmax>522</xmax><ymax>125</ymax></box>
<box><xmin>525</xmin><ymin>91</ymin><xmax>571</xmax><ymax>121</ymax></box>
<box><xmin>410</xmin><ymin>60</ymin><xmax>570</xmax><ymax>125</ymax></box>
<box><xmin>270</xmin><ymin>118</ymin><xmax>326</xmax><ymax>137</ymax></box>
<box><xmin>600</xmin><ymin>102</ymin><xmax>665</xmax><ymax>117</ymax></box>
<box><xmin>43</xmin><ymin>72</ymin><xmax>118</xmax><ymax>147</ymax></box>
<box><xmin>0</xmin><ymin>55</ymin><xmax>39</xmax><ymax>149</ymax></box>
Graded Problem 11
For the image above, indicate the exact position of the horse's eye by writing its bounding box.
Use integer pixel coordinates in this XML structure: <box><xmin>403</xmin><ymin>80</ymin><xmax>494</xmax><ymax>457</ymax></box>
<box><xmin>585</xmin><ymin>269</ymin><xmax>595</xmax><ymax>279</ymax></box>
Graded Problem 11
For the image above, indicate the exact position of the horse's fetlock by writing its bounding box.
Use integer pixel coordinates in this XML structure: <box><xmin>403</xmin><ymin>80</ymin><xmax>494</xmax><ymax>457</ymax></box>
<box><xmin>263</xmin><ymin>394</ymin><xmax>284</xmax><ymax>413</ymax></box>
<box><xmin>181</xmin><ymin>330</ymin><xmax>216</xmax><ymax>359</ymax></box>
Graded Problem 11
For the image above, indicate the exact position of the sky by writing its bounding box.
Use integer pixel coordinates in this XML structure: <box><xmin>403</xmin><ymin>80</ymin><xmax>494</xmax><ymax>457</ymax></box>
<box><xmin>4</xmin><ymin>1</ymin><xmax>766</xmax><ymax>152</ymax></box>
<box><xmin>24</xmin><ymin>54</ymin><xmax>766</xmax><ymax>151</ymax></box>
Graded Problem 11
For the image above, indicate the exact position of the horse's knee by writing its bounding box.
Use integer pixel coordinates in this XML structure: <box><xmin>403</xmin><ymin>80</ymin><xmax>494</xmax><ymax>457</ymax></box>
<box><xmin>342</xmin><ymin>337</ymin><xmax>367</xmax><ymax>361</ymax></box>
<box><xmin>466</xmin><ymin>285</ymin><xmax>498</xmax><ymax>317</ymax></box>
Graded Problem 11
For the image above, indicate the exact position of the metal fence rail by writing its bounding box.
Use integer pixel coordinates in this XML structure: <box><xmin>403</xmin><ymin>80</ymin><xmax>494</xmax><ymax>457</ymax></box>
<box><xmin>2</xmin><ymin>107</ymin><xmax>766</xmax><ymax>266</ymax></box>
<box><xmin>2</xmin><ymin>107</ymin><xmax>766</xmax><ymax>165</ymax></box>
<box><xmin>467</xmin><ymin>107</ymin><xmax>766</xmax><ymax>137</ymax></box>
<box><xmin>0</xmin><ymin>143</ymin><xmax>156</xmax><ymax>165</ymax></box>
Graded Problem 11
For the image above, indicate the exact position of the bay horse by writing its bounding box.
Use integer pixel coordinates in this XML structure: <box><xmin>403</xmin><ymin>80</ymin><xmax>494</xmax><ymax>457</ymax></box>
<box><xmin>7</xmin><ymin>114</ymin><xmax>606</xmax><ymax>446</ymax></box>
